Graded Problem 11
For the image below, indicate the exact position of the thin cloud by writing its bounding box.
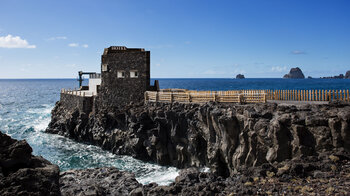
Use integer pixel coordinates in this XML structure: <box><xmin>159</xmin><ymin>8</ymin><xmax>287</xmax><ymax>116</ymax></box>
<box><xmin>0</xmin><ymin>34</ymin><xmax>36</xmax><ymax>48</ymax></box>
<box><xmin>47</xmin><ymin>36</ymin><xmax>67</xmax><ymax>41</ymax></box>
<box><xmin>271</xmin><ymin>66</ymin><xmax>287</xmax><ymax>72</ymax></box>
<box><xmin>68</xmin><ymin>43</ymin><xmax>79</xmax><ymax>47</ymax></box>
<box><xmin>203</xmin><ymin>69</ymin><xmax>246</xmax><ymax>75</ymax></box>
<box><xmin>69</xmin><ymin>43</ymin><xmax>89</xmax><ymax>48</ymax></box>
<box><xmin>291</xmin><ymin>50</ymin><xmax>306</xmax><ymax>55</ymax></box>
<box><xmin>203</xmin><ymin>70</ymin><xmax>223</xmax><ymax>75</ymax></box>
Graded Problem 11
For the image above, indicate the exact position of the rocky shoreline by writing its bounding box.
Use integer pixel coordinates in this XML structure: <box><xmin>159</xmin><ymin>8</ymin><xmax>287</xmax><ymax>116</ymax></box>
<box><xmin>1</xmin><ymin>131</ymin><xmax>350</xmax><ymax>195</ymax></box>
<box><xmin>47</xmin><ymin>101</ymin><xmax>350</xmax><ymax>177</ymax></box>
<box><xmin>0</xmin><ymin>132</ymin><xmax>60</xmax><ymax>196</ymax></box>
<box><xmin>2</xmin><ymin>101</ymin><xmax>350</xmax><ymax>195</ymax></box>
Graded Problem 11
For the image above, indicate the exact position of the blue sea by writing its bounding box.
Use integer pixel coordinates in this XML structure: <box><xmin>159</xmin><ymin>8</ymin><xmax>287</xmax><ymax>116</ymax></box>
<box><xmin>0</xmin><ymin>78</ymin><xmax>349</xmax><ymax>185</ymax></box>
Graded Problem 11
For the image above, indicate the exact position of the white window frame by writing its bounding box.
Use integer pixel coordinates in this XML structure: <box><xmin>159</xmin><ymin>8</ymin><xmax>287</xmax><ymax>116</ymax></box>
<box><xmin>130</xmin><ymin>70</ymin><xmax>139</xmax><ymax>78</ymax></box>
<box><xmin>102</xmin><ymin>64</ymin><xmax>108</xmax><ymax>72</ymax></box>
<box><xmin>117</xmin><ymin>70</ymin><xmax>126</xmax><ymax>78</ymax></box>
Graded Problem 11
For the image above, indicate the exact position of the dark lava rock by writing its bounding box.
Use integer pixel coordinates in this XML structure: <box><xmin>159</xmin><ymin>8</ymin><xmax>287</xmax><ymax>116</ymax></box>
<box><xmin>0</xmin><ymin>131</ymin><xmax>60</xmax><ymax>196</ymax></box>
<box><xmin>236</xmin><ymin>74</ymin><xmax>245</xmax><ymax>79</ymax></box>
<box><xmin>46</xmin><ymin>99</ymin><xmax>350</xmax><ymax>179</ymax></box>
<box><xmin>321</xmin><ymin>74</ymin><xmax>344</xmax><ymax>79</ymax></box>
<box><xmin>283</xmin><ymin>67</ymin><xmax>305</xmax><ymax>79</ymax></box>
<box><xmin>345</xmin><ymin>70</ymin><xmax>350</xmax><ymax>79</ymax></box>
<box><xmin>60</xmin><ymin>167</ymin><xmax>142</xmax><ymax>196</ymax></box>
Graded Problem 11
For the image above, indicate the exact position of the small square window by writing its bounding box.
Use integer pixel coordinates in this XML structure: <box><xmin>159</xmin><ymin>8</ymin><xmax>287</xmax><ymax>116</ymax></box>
<box><xmin>117</xmin><ymin>71</ymin><xmax>125</xmax><ymax>78</ymax></box>
<box><xmin>130</xmin><ymin>70</ymin><xmax>138</xmax><ymax>78</ymax></box>
<box><xmin>102</xmin><ymin>64</ymin><xmax>108</xmax><ymax>72</ymax></box>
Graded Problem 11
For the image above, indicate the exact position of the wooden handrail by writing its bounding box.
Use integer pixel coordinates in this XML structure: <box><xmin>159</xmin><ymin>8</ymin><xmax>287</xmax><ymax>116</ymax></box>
<box><xmin>145</xmin><ymin>89</ymin><xmax>350</xmax><ymax>103</ymax></box>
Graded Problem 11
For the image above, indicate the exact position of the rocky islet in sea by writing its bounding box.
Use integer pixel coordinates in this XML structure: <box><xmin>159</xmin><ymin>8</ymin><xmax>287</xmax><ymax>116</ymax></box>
<box><xmin>321</xmin><ymin>70</ymin><xmax>350</xmax><ymax>79</ymax></box>
<box><xmin>236</xmin><ymin>74</ymin><xmax>245</xmax><ymax>79</ymax></box>
<box><xmin>283</xmin><ymin>67</ymin><xmax>305</xmax><ymax>79</ymax></box>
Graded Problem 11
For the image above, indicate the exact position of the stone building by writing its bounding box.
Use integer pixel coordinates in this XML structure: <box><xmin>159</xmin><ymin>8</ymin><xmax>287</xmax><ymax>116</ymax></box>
<box><xmin>96</xmin><ymin>46</ymin><xmax>158</xmax><ymax>110</ymax></box>
<box><xmin>60</xmin><ymin>46</ymin><xmax>158</xmax><ymax>113</ymax></box>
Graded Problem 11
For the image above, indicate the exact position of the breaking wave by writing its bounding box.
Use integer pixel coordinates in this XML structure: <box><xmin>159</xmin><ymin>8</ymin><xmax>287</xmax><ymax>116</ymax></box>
<box><xmin>0</xmin><ymin>79</ymin><xmax>179</xmax><ymax>185</ymax></box>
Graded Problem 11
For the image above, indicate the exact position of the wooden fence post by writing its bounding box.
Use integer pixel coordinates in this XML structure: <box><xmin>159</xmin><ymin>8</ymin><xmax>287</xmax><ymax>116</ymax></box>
<box><xmin>318</xmin><ymin>90</ymin><xmax>321</xmax><ymax>101</ymax></box>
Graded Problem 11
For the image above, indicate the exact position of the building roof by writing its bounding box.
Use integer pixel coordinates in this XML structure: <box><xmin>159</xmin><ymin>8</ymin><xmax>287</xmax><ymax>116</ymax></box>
<box><xmin>103</xmin><ymin>46</ymin><xmax>146</xmax><ymax>55</ymax></box>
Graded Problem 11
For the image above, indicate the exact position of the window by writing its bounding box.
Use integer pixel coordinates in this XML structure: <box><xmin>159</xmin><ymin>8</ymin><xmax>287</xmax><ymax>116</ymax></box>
<box><xmin>102</xmin><ymin>64</ymin><xmax>108</xmax><ymax>72</ymax></box>
<box><xmin>117</xmin><ymin>71</ymin><xmax>125</xmax><ymax>78</ymax></box>
<box><xmin>130</xmin><ymin>70</ymin><xmax>139</xmax><ymax>78</ymax></box>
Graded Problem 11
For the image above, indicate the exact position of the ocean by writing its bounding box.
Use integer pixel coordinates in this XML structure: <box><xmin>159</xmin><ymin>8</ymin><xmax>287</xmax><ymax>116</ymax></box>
<box><xmin>0</xmin><ymin>78</ymin><xmax>349</xmax><ymax>185</ymax></box>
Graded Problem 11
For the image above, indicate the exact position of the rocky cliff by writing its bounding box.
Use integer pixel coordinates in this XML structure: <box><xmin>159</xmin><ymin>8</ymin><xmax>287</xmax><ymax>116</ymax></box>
<box><xmin>236</xmin><ymin>74</ymin><xmax>245</xmax><ymax>79</ymax></box>
<box><xmin>345</xmin><ymin>70</ymin><xmax>350</xmax><ymax>79</ymax></box>
<box><xmin>46</xmin><ymin>100</ymin><xmax>350</xmax><ymax>177</ymax></box>
<box><xmin>283</xmin><ymin>67</ymin><xmax>305</xmax><ymax>79</ymax></box>
<box><xmin>2</xmin><ymin>130</ymin><xmax>350</xmax><ymax>195</ymax></box>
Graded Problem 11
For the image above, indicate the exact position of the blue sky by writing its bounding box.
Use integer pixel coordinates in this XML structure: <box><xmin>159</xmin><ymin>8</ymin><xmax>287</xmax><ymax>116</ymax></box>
<box><xmin>0</xmin><ymin>0</ymin><xmax>349</xmax><ymax>78</ymax></box>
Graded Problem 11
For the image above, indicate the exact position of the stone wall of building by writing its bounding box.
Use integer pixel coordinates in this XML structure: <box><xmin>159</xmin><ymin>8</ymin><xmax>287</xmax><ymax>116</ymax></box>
<box><xmin>60</xmin><ymin>93</ymin><xmax>93</xmax><ymax>114</ymax></box>
<box><xmin>97</xmin><ymin>47</ymin><xmax>151</xmax><ymax>110</ymax></box>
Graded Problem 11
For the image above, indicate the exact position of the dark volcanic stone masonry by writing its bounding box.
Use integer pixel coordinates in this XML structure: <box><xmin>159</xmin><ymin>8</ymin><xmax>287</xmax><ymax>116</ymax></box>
<box><xmin>97</xmin><ymin>47</ymin><xmax>152</xmax><ymax>111</ymax></box>
<box><xmin>46</xmin><ymin>100</ymin><xmax>350</xmax><ymax>177</ymax></box>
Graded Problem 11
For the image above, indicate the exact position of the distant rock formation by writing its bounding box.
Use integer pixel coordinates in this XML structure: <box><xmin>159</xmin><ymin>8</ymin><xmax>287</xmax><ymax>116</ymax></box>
<box><xmin>283</xmin><ymin>67</ymin><xmax>305</xmax><ymax>79</ymax></box>
<box><xmin>236</xmin><ymin>74</ymin><xmax>245</xmax><ymax>79</ymax></box>
<box><xmin>345</xmin><ymin>71</ymin><xmax>350</xmax><ymax>79</ymax></box>
<box><xmin>307</xmin><ymin>76</ymin><xmax>313</xmax><ymax>79</ymax></box>
<box><xmin>321</xmin><ymin>74</ymin><xmax>344</xmax><ymax>79</ymax></box>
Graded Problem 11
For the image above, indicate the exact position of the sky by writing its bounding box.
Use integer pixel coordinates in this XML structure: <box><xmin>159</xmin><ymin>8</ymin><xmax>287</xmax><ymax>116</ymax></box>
<box><xmin>0</xmin><ymin>0</ymin><xmax>349</xmax><ymax>78</ymax></box>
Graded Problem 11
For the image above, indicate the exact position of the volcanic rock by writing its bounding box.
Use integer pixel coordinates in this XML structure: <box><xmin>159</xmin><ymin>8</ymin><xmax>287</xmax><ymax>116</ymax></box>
<box><xmin>283</xmin><ymin>67</ymin><xmax>305</xmax><ymax>79</ymax></box>
<box><xmin>60</xmin><ymin>167</ymin><xmax>142</xmax><ymax>196</ymax></box>
<box><xmin>46</xmin><ymin>100</ymin><xmax>350</xmax><ymax>178</ymax></box>
<box><xmin>0</xmin><ymin>131</ymin><xmax>60</xmax><ymax>196</ymax></box>
<box><xmin>236</xmin><ymin>74</ymin><xmax>245</xmax><ymax>79</ymax></box>
<box><xmin>345</xmin><ymin>70</ymin><xmax>350</xmax><ymax>79</ymax></box>
<box><xmin>321</xmin><ymin>74</ymin><xmax>344</xmax><ymax>79</ymax></box>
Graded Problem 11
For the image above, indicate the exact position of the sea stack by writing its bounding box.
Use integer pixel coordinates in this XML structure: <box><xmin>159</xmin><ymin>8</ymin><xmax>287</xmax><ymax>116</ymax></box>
<box><xmin>345</xmin><ymin>70</ymin><xmax>350</xmax><ymax>79</ymax></box>
<box><xmin>236</xmin><ymin>74</ymin><xmax>245</xmax><ymax>79</ymax></box>
<box><xmin>283</xmin><ymin>67</ymin><xmax>305</xmax><ymax>79</ymax></box>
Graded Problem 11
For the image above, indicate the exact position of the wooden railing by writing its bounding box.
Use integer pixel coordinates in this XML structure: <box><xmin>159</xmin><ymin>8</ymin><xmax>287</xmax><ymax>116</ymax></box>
<box><xmin>145</xmin><ymin>89</ymin><xmax>350</xmax><ymax>104</ymax></box>
<box><xmin>145</xmin><ymin>90</ymin><xmax>267</xmax><ymax>103</ymax></box>
<box><xmin>61</xmin><ymin>88</ymin><xmax>95</xmax><ymax>97</ymax></box>
<box><xmin>266</xmin><ymin>89</ymin><xmax>350</xmax><ymax>102</ymax></box>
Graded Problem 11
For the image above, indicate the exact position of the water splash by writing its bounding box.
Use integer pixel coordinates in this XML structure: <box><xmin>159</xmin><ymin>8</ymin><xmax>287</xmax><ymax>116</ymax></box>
<box><xmin>0</xmin><ymin>79</ymin><xmax>179</xmax><ymax>185</ymax></box>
